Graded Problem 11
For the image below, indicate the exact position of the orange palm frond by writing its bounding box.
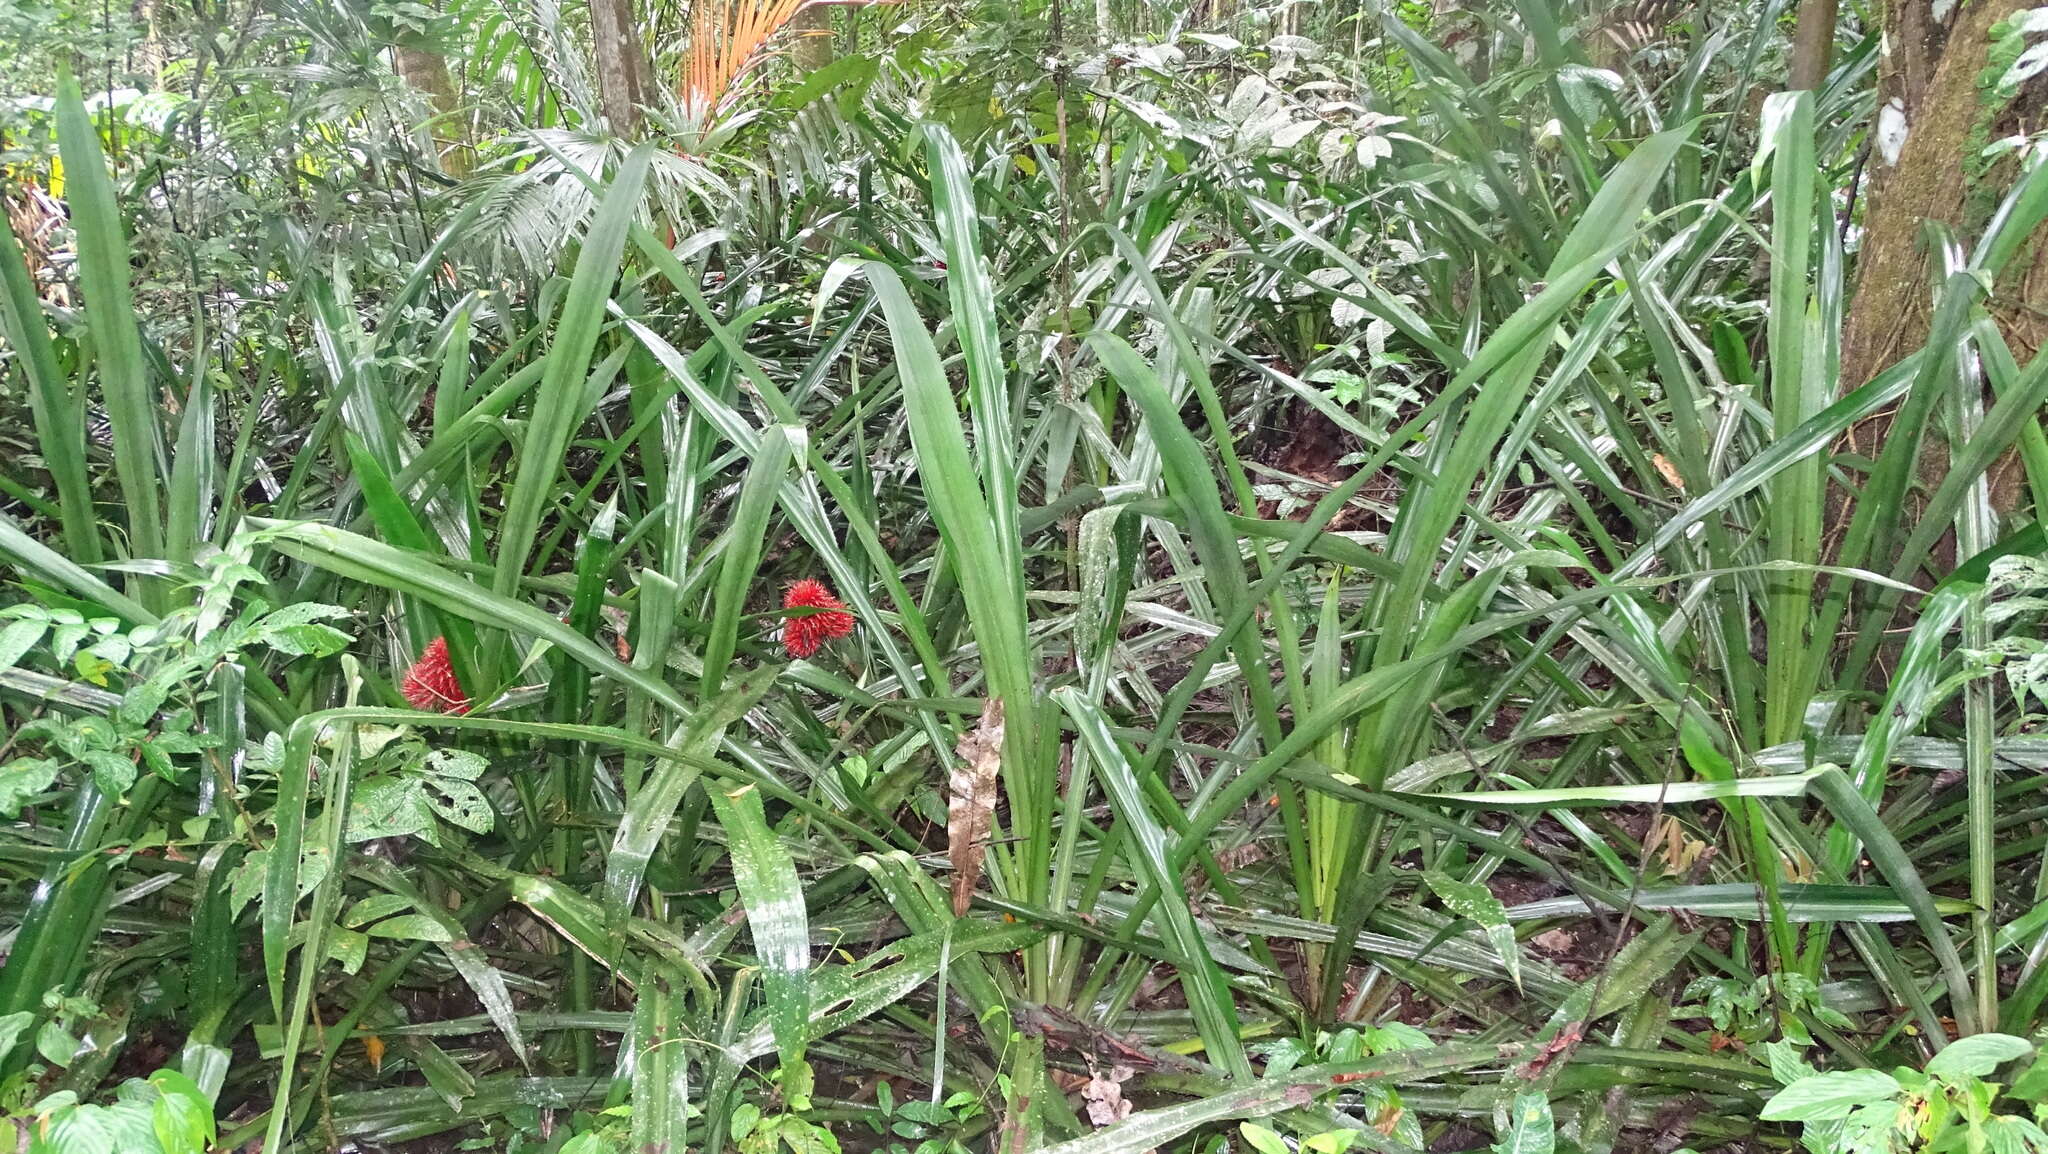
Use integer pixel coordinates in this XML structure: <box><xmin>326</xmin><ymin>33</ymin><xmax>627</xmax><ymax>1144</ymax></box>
<box><xmin>680</xmin><ymin>0</ymin><xmax>815</xmax><ymax>124</ymax></box>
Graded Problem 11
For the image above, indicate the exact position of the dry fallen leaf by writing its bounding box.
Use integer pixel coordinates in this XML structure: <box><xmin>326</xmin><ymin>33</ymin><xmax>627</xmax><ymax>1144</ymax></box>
<box><xmin>948</xmin><ymin>699</ymin><xmax>1005</xmax><ymax>917</ymax></box>
<box><xmin>1213</xmin><ymin>841</ymin><xmax>1267</xmax><ymax>874</ymax></box>
<box><xmin>1081</xmin><ymin>1065</ymin><xmax>1136</xmax><ymax>1126</ymax></box>
<box><xmin>1372</xmin><ymin>1102</ymin><xmax>1406</xmax><ymax>1136</ymax></box>
<box><xmin>1781</xmin><ymin>848</ymin><xmax>1817</xmax><ymax>883</ymax></box>
<box><xmin>1049</xmin><ymin>1069</ymin><xmax>1092</xmax><ymax>1094</ymax></box>
<box><xmin>1652</xmin><ymin>453</ymin><xmax>1684</xmax><ymax>491</ymax></box>
<box><xmin>1646</xmin><ymin>814</ymin><xmax>1709</xmax><ymax>875</ymax></box>
<box><xmin>1517</xmin><ymin>1023</ymin><xmax>1582</xmax><ymax>1079</ymax></box>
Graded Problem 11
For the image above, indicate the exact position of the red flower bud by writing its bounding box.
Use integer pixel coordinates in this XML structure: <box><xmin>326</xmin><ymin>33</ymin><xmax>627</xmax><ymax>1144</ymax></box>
<box><xmin>781</xmin><ymin>579</ymin><xmax>855</xmax><ymax>658</ymax></box>
<box><xmin>401</xmin><ymin>637</ymin><xmax>471</xmax><ymax>715</ymax></box>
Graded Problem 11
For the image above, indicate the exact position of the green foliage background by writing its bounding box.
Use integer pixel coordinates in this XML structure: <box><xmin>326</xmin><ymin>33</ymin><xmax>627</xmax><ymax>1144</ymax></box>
<box><xmin>4</xmin><ymin>0</ymin><xmax>2048</xmax><ymax>1151</ymax></box>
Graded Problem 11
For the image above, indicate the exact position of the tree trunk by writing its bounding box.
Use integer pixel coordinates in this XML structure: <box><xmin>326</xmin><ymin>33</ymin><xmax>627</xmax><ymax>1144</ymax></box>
<box><xmin>1787</xmin><ymin>0</ymin><xmax>1836</xmax><ymax>91</ymax></box>
<box><xmin>394</xmin><ymin>45</ymin><xmax>471</xmax><ymax>176</ymax></box>
<box><xmin>132</xmin><ymin>0</ymin><xmax>166</xmax><ymax>83</ymax></box>
<box><xmin>789</xmin><ymin>4</ymin><xmax>832</xmax><ymax>72</ymax></box>
<box><xmin>1841</xmin><ymin>0</ymin><xmax>2048</xmax><ymax>392</ymax></box>
<box><xmin>590</xmin><ymin>0</ymin><xmax>650</xmax><ymax>137</ymax></box>
<box><xmin>1837</xmin><ymin>0</ymin><xmax>2048</xmax><ymax>536</ymax></box>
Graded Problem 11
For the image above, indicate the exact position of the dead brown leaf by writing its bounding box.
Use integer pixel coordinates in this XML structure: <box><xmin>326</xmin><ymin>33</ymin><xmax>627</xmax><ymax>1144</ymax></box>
<box><xmin>1081</xmin><ymin>1065</ymin><xmax>1135</xmax><ymax>1127</ymax></box>
<box><xmin>1652</xmin><ymin>453</ymin><xmax>1684</xmax><ymax>491</ymax></box>
<box><xmin>948</xmin><ymin>699</ymin><xmax>1005</xmax><ymax>916</ymax></box>
<box><xmin>1645</xmin><ymin>815</ymin><xmax>1709</xmax><ymax>876</ymax></box>
<box><xmin>1049</xmin><ymin>1069</ymin><xmax>1092</xmax><ymax>1094</ymax></box>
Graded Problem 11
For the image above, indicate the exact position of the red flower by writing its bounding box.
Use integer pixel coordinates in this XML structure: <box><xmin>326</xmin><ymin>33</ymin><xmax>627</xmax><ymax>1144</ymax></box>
<box><xmin>782</xmin><ymin>579</ymin><xmax>855</xmax><ymax>658</ymax></box>
<box><xmin>401</xmin><ymin>637</ymin><xmax>470</xmax><ymax>714</ymax></box>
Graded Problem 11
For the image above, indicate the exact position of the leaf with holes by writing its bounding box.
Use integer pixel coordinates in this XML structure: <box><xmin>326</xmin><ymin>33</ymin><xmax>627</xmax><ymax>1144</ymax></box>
<box><xmin>347</xmin><ymin>777</ymin><xmax>441</xmax><ymax>845</ymax></box>
<box><xmin>419</xmin><ymin>749</ymin><xmax>491</xmax><ymax>833</ymax></box>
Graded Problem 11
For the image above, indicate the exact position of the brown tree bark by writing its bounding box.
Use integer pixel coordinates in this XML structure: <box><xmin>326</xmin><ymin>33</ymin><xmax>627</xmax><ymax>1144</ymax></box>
<box><xmin>590</xmin><ymin>0</ymin><xmax>651</xmax><ymax>137</ymax></box>
<box><xmin>1841</xmin><ymin>0</ymin><xmax>2048</xmax><ymax>392</ymax></box>
<box><xmin>132</xmin><ymin>0</ymin><xmax>166</xmax><ymax>82</ymax></box>
<box><xmin>1788</xmin><ymin>0</ymin><xmax>1837</xmax><ymax>91</ymax></box>
<box><xmin>1837</xmin><ymin>0</ymin><xmax>2048</xmax><ymax>539</ymax></box>
<box><xmin>789</xmin><ymin>4</ymin><xmax>832</xmax><ymax>72</ymax></box>
<box><xmin>394</xmin><ymin>45</ymin><xmax>471</xmax><ymax>176</ymax></box>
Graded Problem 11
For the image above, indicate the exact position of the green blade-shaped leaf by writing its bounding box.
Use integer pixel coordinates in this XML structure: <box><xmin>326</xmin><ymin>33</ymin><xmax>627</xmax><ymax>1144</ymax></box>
<box><xmin>1424</xmin><ymin>871</ymin><xmax>1522</xmax><ymax>991</ymax></box>
<box><xmin>703</xmin><ymin>425</ymin><xmax>797</xmax><ymax>695</ymax></box>
<box><xmin>54</xmin><ymin>69</ymin><xmax>163</xmax><ymax>584</ymax></box>
<box><xmin>0</xmin><ymin>219</ymin><xmax>96</xmax><ymax>563</ymax></box>
<box><xmin>628</xmin><ymin>966</ymin><xmax>691</xmax><ymax>1154</ymax></box>
<box><xmin>250</xmin><ymin>519</ymin><xmax>690</xmax><ymax>715</ymax></box>
<box><xmin>1055</xmin><ymin>686</ymin><xmax>1248</xmax><ymax>1079</ymax></box>
<box><xmin>604</xmin><ymin>666</ymin><xmax>778</xmax><ymax>920</ymax></box>
<box><xmin>706</xmin><ymin>782</ymin><xmax>810</xmax><ymax>1063</ymax></box>
<box><xmin>490</xmin><ymin>144</ymin><xmax>653</xmax><ymax>619</ymax></box>
<box><xmin>1033</xmin><ymin>1047</ymin><xmax>1505</xmax><ymax>1154</ymax></box>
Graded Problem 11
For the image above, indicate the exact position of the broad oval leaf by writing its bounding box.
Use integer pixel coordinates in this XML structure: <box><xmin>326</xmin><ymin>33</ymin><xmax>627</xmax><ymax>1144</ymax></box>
<box><xmin>1760</xmin><ymin>1069</ymin><xmax>1903</xmax><ymax>1121</ymax></box>
<box><xmin>1492</xmin><ymin>1092</ymin><xmax>1553</xmax><ymax>1154</ymax></box>
<box><xmin>1926</xmin><ymin>1033</ymin><xmax>2034</xmax><ymax>1079</ymax></box>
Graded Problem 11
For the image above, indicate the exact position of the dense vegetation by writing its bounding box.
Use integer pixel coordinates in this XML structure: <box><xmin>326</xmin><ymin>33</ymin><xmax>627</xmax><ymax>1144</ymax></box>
<box><xmin>5</xmin><ymin>0</ymin><xmax>2048</xmax><ymax>1150</ymax></box>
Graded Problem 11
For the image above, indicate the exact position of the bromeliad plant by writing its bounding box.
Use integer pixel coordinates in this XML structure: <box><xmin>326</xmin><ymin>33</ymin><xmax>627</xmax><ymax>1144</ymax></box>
<box><xmin>7</xmin><ymin>2</ymin><xmax>2048</xmax><ymax>1153</ymax></box>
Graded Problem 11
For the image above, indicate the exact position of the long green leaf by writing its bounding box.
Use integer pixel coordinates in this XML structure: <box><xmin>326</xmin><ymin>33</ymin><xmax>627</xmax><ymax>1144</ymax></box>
<box><xmin>603</xmin><ymin>666</ymin><xmax>777</xmax><ymax>919</ymax></box>
<box><xmin>489</xmin><ymin>145</ymin><xmax>652</xmax><ymax>624</ymax></box>
<box><xmin>703</xmin><ymin>425</ymin><xmax>797</xmax><ymax>695</ymax></box>
<box><xmin>262</xmin><ymin>709</ymin><xmax>359</xmax><ymax>1153</ymax></box>
<box><xmin>251</xmin><ymin>518</ymin><xmax>691</xmax><ymax>714</ymax></box>
<box><xmin>1056</xmin><ymin>686</ymin><xmax>1249</xmax><ymax>1079</ymax></box>
<box><xmin>706</xmin><ymin>782</ymin><xmax>810</xmax><ymax>1064</ymax></box>
<box><xmin>1810</xmin><ymin>766</ymin><xmax>1976</xmax><ymax>1037</ymax></box>
<box><xmin>628</xmin><ymin>965</ymin><xmax>692</xmax><ymax>1154</ymax></box>
<box><xmin>924</xmin><ymin>124</ymin><xmax>1021</xmax><ymax>585</ymax></box>
<box><xmin>0</xmin><ymin>219</ymin><xmax>97</xmax><ymax>562</ymax></box>
<box><xmin>54</xmin><ymin>70</ymin><xmax>163</xmax><ymax>590</ymax></box>
<box><xmin>1034</xmin><ymin>1046</ymin><xmax>1506</xmax><ymax>1154</ymax></box>
<box><xmin>0</xmin><ymin>511</ymin><xmax>156</xmax><ymax>623</ymax></box>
